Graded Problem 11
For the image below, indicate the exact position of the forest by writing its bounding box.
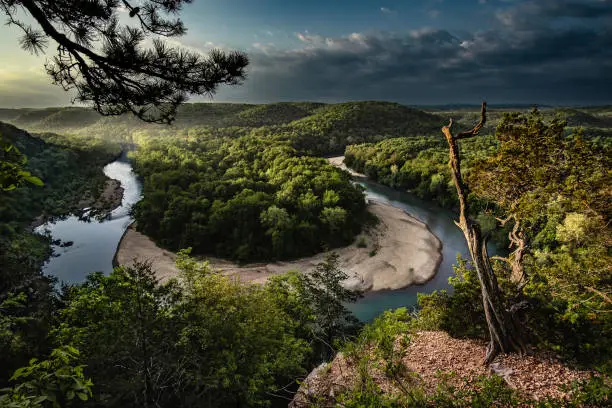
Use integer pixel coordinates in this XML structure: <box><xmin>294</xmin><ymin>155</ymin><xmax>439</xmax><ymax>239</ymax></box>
<box><xmin>1</xmin><ymin>103</ymin><xmax>610</xmax><ymax>407</ymax></box>
<box><xmin>131</xmin><ymin>134</ymin><xmax>368</xmax><ymax>261</ymax></box>
<box><xmin>0</xmin><ymin>123</ymin><xmax>120</xmax><ymax>310</ymax></box>
<box><xmin>1</xmin><ymin>0</ymin><xmax>610</xmax><ymax>405</ymax></box>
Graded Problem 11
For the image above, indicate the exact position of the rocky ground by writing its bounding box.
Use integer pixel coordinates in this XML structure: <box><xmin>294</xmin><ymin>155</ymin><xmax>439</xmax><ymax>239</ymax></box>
<box><xmin>291</xmin><ymin>331</ymin><xmax>595</xmax><ymax>406</ymax></box>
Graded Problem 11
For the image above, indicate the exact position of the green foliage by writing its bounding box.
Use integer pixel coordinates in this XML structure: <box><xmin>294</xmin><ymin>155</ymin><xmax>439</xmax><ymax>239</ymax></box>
<box><xmin>0</xmin><ymin>134</ymin><xmax>42</xmax><ymax>192</ymax></box>
<box><xmin>337</xmin><ymin>373</ymin><xmax>611</xmax><ymax>407</ymax></box>
<box><xmin>339</xmin><ymin>374</ymin><xmax>524</xmax><ymax>407</ymax></box>
<box><xmin>54</xmin><ymin>259</ymin><xmax>314</xmax><ymax>407</ymax></box>
<box><xmin>357</xmin><ymin>236</ymin><xmax>368</xmax><ymax>248</ymax></box>
<box><xmin>344</xmin><ymin>134</ymin><xmax>499</xmax><ymax>209</ymax></box>
<box><xmin>277</xmin><ymin>101</ymin><xmax>442</xmax><ymax>155</ymax></box>
<box><xmin>415</xmin><ymin>256</ymin><xmax>487</xmax><ymax>339</ymax></box>
<box><xmin>350</xmin><ymin>308</ymin><xmax>413</xmax><ymax>374</ymax></box>
<box><xmin>565</xmin><ymin>376</ymin><xmax>612</xmax><ymax>407</ymax></box>
<box><xmin>0</xmin><ymin>346</ymin><xmax>93</xmax><ymax>408</ymax></box>
<box><xmin>468</xmin><ymin>110</ymin><xmax>611</xmax><ymax>368</ymax></box>
<box><xmin>132</xmin><ymin>134</ymin><xmax>367</xmax><ymax>261</ymax></box>
<box><xmin>3</xmin><ymin>101</ymin><xmax>442</xmax><ymax>155</ymax></box>
<box><xmin>0</xmin><ymin>294</ymin><xmax>34</xmax><ymax>370</ymax></box>
<box><xmin>345</xmin><ymin>108</ymin><xmax>611</xmax><ymax>370</ymax></box>
<box><xmin>2</xmin><ymin>102</ymin><xmax>611</xmax><ymax>406</ymax></box>
<box><xmin>0</xmin><ymin>122</ymin><xmax>120</xmax><ymax>227</ymax></box>
<box><xmin>299</xmin><ymin>254</ymin><xmax>363</xmax><ymax>354</ymax></box>
<box><xmin>0</xmin><ymin>122</ymin><xmax>121</xmax><ymax>384</ymax></box>
<box><xmin>265</xmin><ymin>254</ymin><xmax>363</xmax><ymax>365</ymax></box>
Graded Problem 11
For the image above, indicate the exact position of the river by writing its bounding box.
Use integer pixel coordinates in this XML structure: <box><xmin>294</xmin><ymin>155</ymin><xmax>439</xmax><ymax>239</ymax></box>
<box><xmin>35</xmin><ymin>153</ymin><xmax>142</xmax><ymax>282</ymax></box>
<box><xmin>37</xmin><ymin>155</ymin><xmax>484</xmax><ymax>321</ymax></box>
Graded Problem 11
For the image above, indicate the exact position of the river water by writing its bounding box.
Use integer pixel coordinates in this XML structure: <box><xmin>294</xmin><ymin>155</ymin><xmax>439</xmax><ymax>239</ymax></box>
<box><xmin>37</xmin><ymin>155</ymin><xmax>483</xmax><ymax>321</ymax></box>
<box><xmin>35</xmin><ymin>154</ymin><xmax>142</xmax><ymax>282</ymax></box>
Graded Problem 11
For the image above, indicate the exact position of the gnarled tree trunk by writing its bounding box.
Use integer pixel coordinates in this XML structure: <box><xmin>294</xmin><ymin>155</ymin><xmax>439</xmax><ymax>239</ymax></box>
<box><xmin>494</xmin><ymin>215</ymin><xmax>528</xmax><ymax>286</ymax></box>
<box><xmin>442</xmin><ymin>102</ymin><xmax>526</xmax><ymax>364</ymax></box>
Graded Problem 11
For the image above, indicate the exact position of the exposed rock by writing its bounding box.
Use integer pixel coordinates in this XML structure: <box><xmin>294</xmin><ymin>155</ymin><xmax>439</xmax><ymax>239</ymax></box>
<box><xmin>290</xmin><ymin>353</ymin><xmax>355</xmax><ymax>408</ymax></box>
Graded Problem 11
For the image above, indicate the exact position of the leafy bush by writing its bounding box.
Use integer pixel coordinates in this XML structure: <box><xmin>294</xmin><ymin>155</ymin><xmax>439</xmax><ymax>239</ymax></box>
<box><xmin>414</xmin><ymin>256</ymin><xmax>487</xmax><ymax>339</ymax></box>
<box><xmin>0</xmin><ymin>346</ymin><xmax>93</xmax><ymax>408</ymax></box>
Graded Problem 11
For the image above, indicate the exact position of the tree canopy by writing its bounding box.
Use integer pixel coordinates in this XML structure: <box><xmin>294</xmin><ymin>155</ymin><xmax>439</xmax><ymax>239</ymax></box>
<box><xmin>1</xmin><ymin>0</ymin><xmax>249</xmax><ymax>123</ymax></box>
<box><xmin>132</xmin><ymin>134</ymin><xmax>368</xmax><ymax>261</ymax></box>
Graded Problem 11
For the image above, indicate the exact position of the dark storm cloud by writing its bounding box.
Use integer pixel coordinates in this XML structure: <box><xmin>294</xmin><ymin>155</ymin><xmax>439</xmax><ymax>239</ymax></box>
<box><xmin>516</xmin><ymin>0</ymin><xmax>612</xmax><ymax>20</ymax></box>
<box><xmin>221</xmin><ymin>0</ymin><xmax>612</xmax><ymax>104</ymax></box>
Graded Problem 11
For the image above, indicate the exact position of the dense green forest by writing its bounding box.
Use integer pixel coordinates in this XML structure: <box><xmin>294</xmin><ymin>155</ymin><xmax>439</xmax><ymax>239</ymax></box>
<box><xmin>345</xmin><ymin>135</ymin><xmax>499</xmax><ymax>208</ymax></box>
<box><xmin>345</xmin><ymin>113</ymin><xmax>610</xmax><ymax>359</ymax></box>
<box><xmin>324</xmin><ymin>109</ymin><xmax>611</xmax><ymax>406</ymax></box>
<box><xmin>1</xmin><ymin>0</ymin><xmax>610</xmax><ymax>404</ymax></box>
<box><xmin>0</xmin><ymin>122</ymin><xmax>121</xmax><ymax>287</ymax></box>
<box><xmin>1</xmin><ymin>103</ymin><xmax>611</xmax><ymax>407</ymax></box>
<box><xmin>132</xmin><ymin>135</ymin><xmax>368</xmax><ymax>261</ymax></box>
<box><xmin>345</xmin><ymin>109</ymin><xmax>612</xmax><ymax>210</ymax></box>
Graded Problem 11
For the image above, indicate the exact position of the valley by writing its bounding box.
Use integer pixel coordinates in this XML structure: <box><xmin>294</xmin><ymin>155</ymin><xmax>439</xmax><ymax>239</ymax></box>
<box><xmin>1</xmin><ymin>2</ymin><xmax>610</xmax><ymax>406</ymax></box>
<box><xmin>1</xmin><ymin>101</ymin><xmax>610</xmax><ymax>406</ymax></box>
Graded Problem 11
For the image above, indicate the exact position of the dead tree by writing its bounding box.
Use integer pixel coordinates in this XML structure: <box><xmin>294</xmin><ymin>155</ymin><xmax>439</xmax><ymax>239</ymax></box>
<box><xmin>442</xmin><ymin>102</ymin><xmax>526</xmax><ymax>364</ymax></box>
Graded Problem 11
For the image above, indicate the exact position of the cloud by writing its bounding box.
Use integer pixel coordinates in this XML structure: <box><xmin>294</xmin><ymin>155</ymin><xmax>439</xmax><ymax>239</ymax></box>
<box><xmin>496</xmin><ymin>0</ymin><xmax>612</xmax><ymax>30</ymax></box>
<box><xmin>380</xmin><ymin>7</ymin><xmax>395</xmax><ymax>14</ymax></box>
<box><xmin>428</xmin><ymin>9</ymin><xmax>441</xmax><ymax>18</ymax></box>
<box><xmin>3</xmin><ymin>0</ymin><xmax>612</xmax><ymax>107</ymax></box>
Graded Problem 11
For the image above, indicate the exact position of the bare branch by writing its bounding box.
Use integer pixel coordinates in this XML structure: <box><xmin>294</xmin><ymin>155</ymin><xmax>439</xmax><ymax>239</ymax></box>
<box><xmin>585</xmin><ymin>286</ymin><xmax>612</xmax><ymax>305</ymax></box>
<box><xmin>456</xmin><ymin>102</ymin><xmax>487</xmax><ymax>139</ymax></box>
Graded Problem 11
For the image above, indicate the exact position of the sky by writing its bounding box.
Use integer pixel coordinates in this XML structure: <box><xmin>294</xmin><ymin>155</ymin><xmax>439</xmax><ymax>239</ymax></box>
<box><xmin>1</xmin><ymin>0</ymin><xmax>611</xmax><ymax>107</ymax></box>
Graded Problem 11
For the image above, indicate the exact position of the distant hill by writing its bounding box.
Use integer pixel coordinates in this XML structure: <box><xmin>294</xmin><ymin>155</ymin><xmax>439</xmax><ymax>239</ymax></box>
<box><xmin>1</xmin><ymin>101</ymin><xmax>439</xmax><ymax>130</ymax></box>
<box><xmin>232</xmin><ymin>102</ymin><xmax>324</xmax><ymax>127</ymax></box>
<box><xmin>294</xmin><ymin>101</ymin><xmax>441</xmax><ymax>134</ymax></box>
<box><xmin>420</xmin><ymin>103</ymin><xmax>553</xmax><ymax>112</ymax></box>
<box><xmin>0</xmin><ymin>101</ymin><xmax>444</xmax><ymax>154</ymax></box>
<box><xmin>0</xmin><ymin>108</ymin><xmax>31</xmax><ymax>122</ymax></box>
<box><xmin>281</xmin><ymin>101</ymin><xmax>443</xmax><ymax>154</ymax></box>
<box><xmin>1</xmin><ymin>102</ymin><xmax>326</xmax><ymax>130</ymax></box>
<box><xmin>554</xmin><ymin>108</ymin><xmax>612</xmax><ymax>128</ymax></box>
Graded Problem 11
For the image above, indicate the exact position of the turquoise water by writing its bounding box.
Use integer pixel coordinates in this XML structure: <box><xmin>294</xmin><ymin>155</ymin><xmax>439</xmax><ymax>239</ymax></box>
<box><xmin>348</xmin><ymin>179</ymin><xmax>474</xmax><ymax>321</ymax></box>
<box><xmin>37</xmin><ymin>156</ymin><xmax>485</xmax><ymax>321</ymax></box>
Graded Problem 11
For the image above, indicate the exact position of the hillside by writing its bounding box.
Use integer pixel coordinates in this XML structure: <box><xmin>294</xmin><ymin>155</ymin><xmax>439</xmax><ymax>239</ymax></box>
<box><xmin>0</xmin><ymin>101</ymin><xmax>443</xmax><ymax>154</ymax></box>
<box><xmin>292</xmin><ymin>326</ymin><xmax>600</xmax><ymax>407</ymax></box>
<box><xmin>281</xmin><ymin>101</ymin><xmax>442</xmax><ymax>154</ymax></box>
<box><xmin>0</xmin><ymin>122</ymin><xmax>121</xmax><ymax>225</ymax></box>
<box><xmin>554</xmin><ymin>108</ymin><xmax>612</xmax><ymax>128</ymax></box>
<box><xmin>230</xmin><ymin>102</ymin><xmax>321</xmax><ymax>126</ymax></box>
